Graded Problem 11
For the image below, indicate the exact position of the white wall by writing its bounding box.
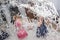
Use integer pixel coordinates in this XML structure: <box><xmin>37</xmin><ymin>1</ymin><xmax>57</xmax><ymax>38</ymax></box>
<box><xmin>50</xmin><ymin>0</ymin><xmax>58</xmax><ymax>9</ymax></box>
<box><xmin>57</xmin><ymin>0</ymin><xmax>60</xmax><ymax>10</ymax></box>
<box><xmin>50</xmin><ymin>0</ymin><xmax>60</xmax><ymax>10</ymax></box>
<box><xmin>50</xmin><ymin>0</ymin><xmax>60</xmax><ymax>15</ymax></box>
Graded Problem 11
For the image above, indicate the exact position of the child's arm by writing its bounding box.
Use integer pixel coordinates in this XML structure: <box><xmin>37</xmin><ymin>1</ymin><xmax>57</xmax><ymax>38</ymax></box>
<box><xmin>38</xmin><ymin>20</ymin><xmax>42</xmax><ymax>27</ymax></box>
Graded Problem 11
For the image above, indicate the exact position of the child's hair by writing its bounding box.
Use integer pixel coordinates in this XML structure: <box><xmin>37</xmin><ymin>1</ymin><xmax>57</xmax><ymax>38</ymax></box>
<box><xmin>15</xmin><ymin>14</ymin><xmax>22</xmax><ymax>21</ymax></box>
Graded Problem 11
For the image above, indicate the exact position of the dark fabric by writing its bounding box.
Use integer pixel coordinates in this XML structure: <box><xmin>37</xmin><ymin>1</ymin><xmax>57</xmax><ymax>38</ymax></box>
<box><xmin>11</xmin><ymin>20</ymin><xmax>15</xmax><ymax>24</ymax></box>
<box><xmin>0</xmin><ymin>31</ymin><xmax>9</xmax><ymax>40</ymax></box>
<box><xmin>1</xmin><ymin>31</ymin><xmax>9</xmax><ymax>39</ymax></box>
<box><xmin>3</xmin><ymin>17</ymin><xmax>6</xmax><ymax>21</ymax></box>
<box><xmin>9</xmin><ymin>6</ymin><xmax>19</xmax><ymax>14</ymax></box>
<box><xmin>0</xmin><ymin>35</ymin><xmax>3</xmax><ymax>40</ymax></box>
<box><xmin>36</xmin><ymin>20</ymin><xmax>48</xmax><ymax>37</ymax></box>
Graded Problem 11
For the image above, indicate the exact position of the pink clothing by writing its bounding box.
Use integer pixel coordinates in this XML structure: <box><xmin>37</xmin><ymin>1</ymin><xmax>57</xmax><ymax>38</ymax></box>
<box><xmin>15</xmin><ymin>19</ymin><xmax>22</xmax><ymax>28</ymax></box>
<box><xmin>17</xmin><ymin>29</ymin><xmax>28</xmax><ymax>39</ymax></box>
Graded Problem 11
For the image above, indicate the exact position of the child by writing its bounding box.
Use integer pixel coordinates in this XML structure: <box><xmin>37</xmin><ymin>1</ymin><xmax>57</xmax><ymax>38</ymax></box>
<box><xmin>36</xmin><ymin>16</ymin><xmax>48</xmax><ymax>37</ymax></box>
<box><xmin>14</xmin><ymin>14</ymin><xmax>22</xmax><ymax>30</ymax></box>
<box><xmin>14</xmin><ymin>15</ymin><xmax>28</xmax><ymax>40</ymax></box>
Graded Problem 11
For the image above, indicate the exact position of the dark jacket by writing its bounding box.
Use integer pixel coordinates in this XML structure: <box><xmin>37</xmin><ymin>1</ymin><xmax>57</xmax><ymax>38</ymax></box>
<box><xmin>36</xmin><ymin>20</ymin><xmax>48</xmax><ymax>37</ymax></box>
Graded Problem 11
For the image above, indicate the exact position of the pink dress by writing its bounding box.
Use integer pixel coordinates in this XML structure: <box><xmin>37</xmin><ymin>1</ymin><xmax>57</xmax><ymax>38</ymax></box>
<box><xmin>15</xmin><ymin>19</ymin><xmax>22</xmax><ymax>28</ymax></box>
<box><xmin>17</xmin><ymin>29</ymin><xmax>28</xmax><ymax>39</ymax></box>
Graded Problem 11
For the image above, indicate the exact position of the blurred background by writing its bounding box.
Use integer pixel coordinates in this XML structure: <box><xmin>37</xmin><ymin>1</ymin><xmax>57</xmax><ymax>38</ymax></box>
<box><xmin>0</xmin><ymin>0</ymin><xmax>60</xmax><ymax>15</ymax></box>
<box><xmin>50</xmin><ymin>0</ymin><xmax>60</xmax><ymax>15</ymax></box>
